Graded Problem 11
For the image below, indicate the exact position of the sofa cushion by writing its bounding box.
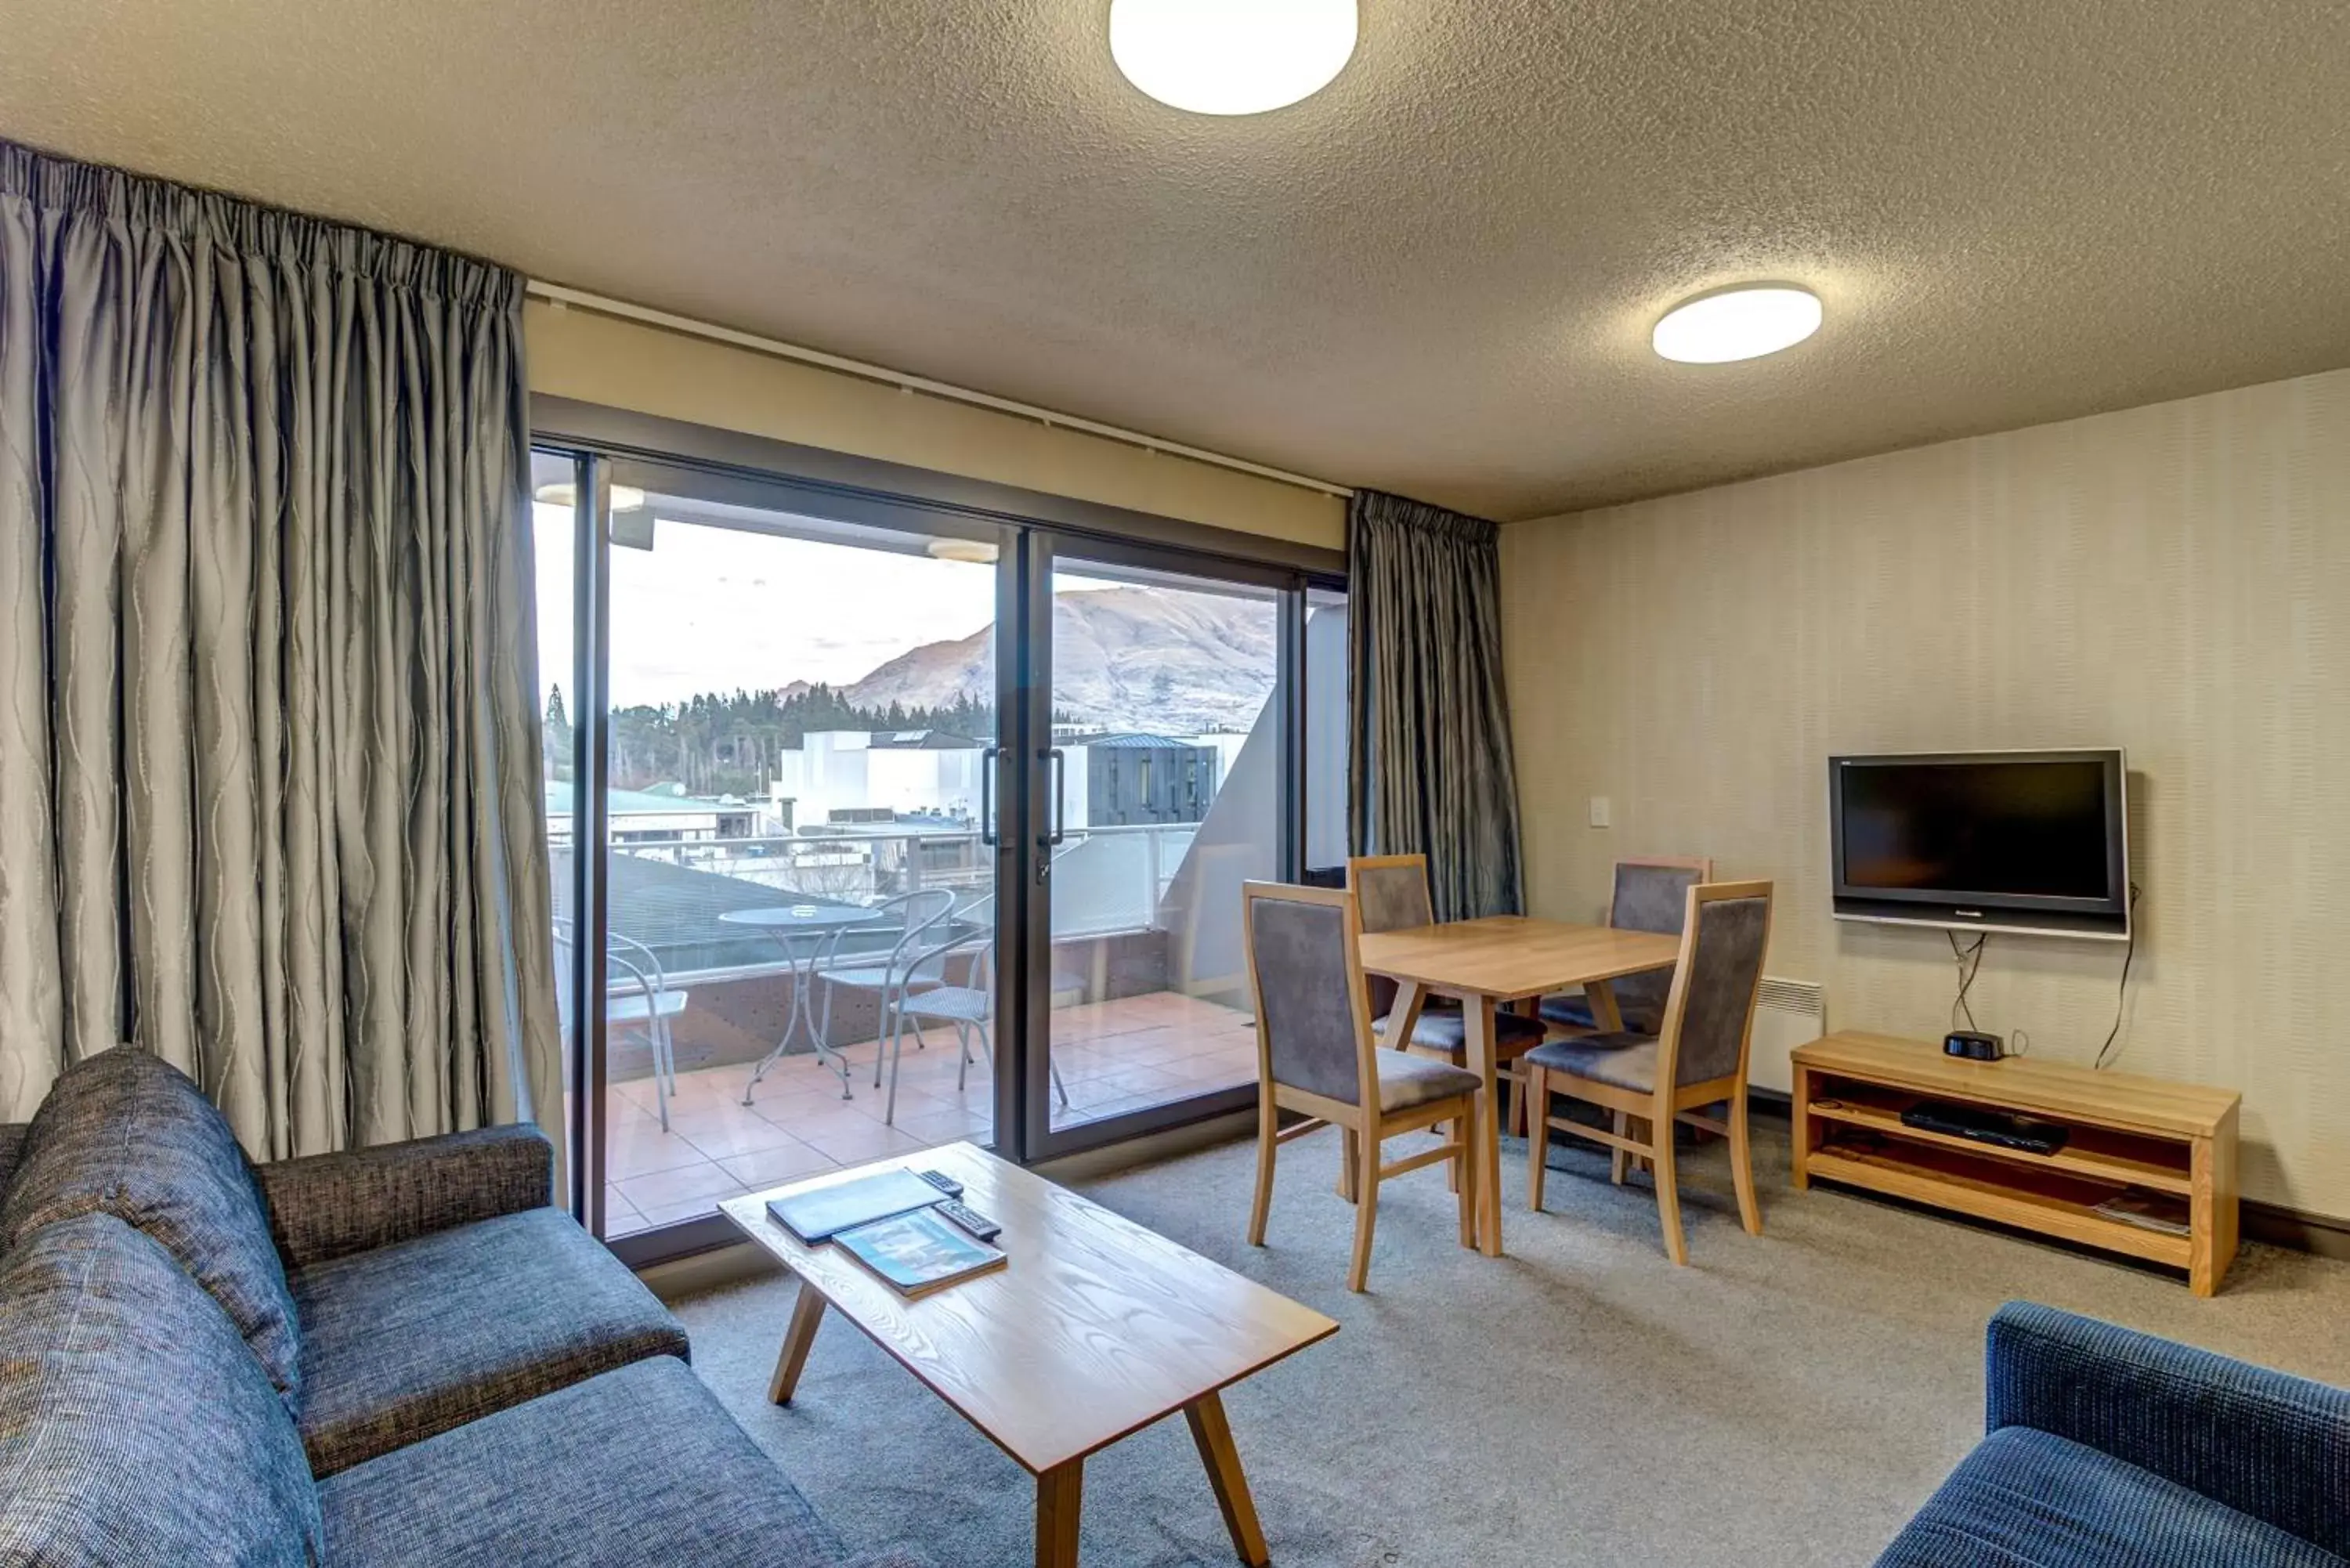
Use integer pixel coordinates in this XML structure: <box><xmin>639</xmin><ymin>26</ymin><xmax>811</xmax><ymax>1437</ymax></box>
<box><xmin>293</xmin><ymin>1206</ymin><xmax>690</xmax><ymax>1476</ymax></box>
<box><xmin>0</xmin><ymin>1045</ymin><xmax>302</xmax><ymax>1404</ymax></box>
<box><xmin>255</xmin><ymin>1125</ymin><xmax>556</xmax><ymax>1272</ymax></box>
<box><xmin>1983</xmin><ymin>1299</ymin><xmax>2350</xmax><ymax>1557</ymax></box>
<box><xmin>1875</xmin><ymin>1426</ymin><xmax>2346</xmax><ymax>1568</ymax></box>
<box><xmin>0</xmin><ymin>1122</ymin><xmax>28</xmax><ymax>1192</ymax></box>
<box><xmin>0</xmin><ymin>1212</ymin><xmax>324</xmax><ymax>1566</ymax></box>
<box><xmin>319</xmin><ymin>1356</ymin><xmax>920</xmax><ymax>1568</ymax></box>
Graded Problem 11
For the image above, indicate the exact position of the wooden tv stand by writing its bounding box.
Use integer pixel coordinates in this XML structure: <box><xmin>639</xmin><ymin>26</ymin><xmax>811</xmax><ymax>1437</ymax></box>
<box><xmin>1791</xmin><ymin>1032</ymin><xmax>2240</xmax><ymax>1295</ymax></box>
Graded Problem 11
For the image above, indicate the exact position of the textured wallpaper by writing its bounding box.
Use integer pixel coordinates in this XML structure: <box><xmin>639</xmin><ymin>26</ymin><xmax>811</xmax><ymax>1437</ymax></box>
<box><xmin>1502</xmin><ymin>366</ymin><xmax>2350</xmax><ymax>1219</ymax></box>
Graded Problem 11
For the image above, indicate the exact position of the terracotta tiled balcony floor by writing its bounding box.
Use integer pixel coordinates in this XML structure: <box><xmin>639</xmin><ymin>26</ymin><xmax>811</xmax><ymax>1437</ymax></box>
<box><xmin>598</xmin><ymin>991</ymin><xmax>1260</xmax><ymax>1237</ymax></box>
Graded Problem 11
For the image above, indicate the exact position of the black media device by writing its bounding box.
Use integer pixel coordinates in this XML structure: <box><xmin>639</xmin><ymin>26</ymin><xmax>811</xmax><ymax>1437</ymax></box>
<box><xmin>1828</xmin><ymin>750</ymin><xmax>2131</xmax><ymax>941</ymax></box>
<box><xmin>1900</xmin><ymin>1100</ymin><xmax>2070</xmax><ymax>1156</ymax></box>
<box><xmin>1944</xmin><ymin>1031</ymin><xmax>2005</xmax><ymax>1062</ymax></box>
<box><xmin>933</xmin><ymin>1199</ymin><xmax>1001</xmax><ymax>1242</ymax></box>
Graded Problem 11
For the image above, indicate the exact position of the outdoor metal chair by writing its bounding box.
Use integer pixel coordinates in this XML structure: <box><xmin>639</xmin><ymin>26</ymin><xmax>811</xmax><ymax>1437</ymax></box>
<box><xmin>553</xmin><ymin>919</ymin><xmax>688</xmax><ymax>1132</ymax></box>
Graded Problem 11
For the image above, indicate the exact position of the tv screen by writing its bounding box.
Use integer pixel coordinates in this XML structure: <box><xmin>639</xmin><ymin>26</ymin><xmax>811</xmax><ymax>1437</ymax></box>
<box><xmin>1830</xmin><ymin>750</ymin><xmax>2128</xmax><ymax>938</ymax></box>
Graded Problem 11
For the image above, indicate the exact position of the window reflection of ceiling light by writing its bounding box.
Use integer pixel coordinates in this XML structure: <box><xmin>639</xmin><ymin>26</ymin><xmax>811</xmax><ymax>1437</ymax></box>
<box><xmin>1651</xmin><ymin>286</ymin><xmax>1824</xmax><ymax>363</ymax></box>
<box><xmin>1109</xmin><ymin>0</ymin><xmax>1358</xmax><ymax>116</ymax></box>
<box><xmin>532</xmin><ymin>481</ymin><xmax>648</xmax><ymax>511</ymax></box>
<box><xmin>926</xmin><ymin>538</ymin><xmax>999</xmax><ymax>565</ymax></box>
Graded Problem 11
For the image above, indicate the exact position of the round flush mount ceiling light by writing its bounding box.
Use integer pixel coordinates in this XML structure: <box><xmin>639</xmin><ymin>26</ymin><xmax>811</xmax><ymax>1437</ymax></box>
<box><xmin>1651</xmin><ymin>285</ymin><xmax>1824</xmax><ymax>364</ymax></box>
<box><xmin>1110</xmin><ymin>0</ymin><xmax>1358</xmax><ymax>116</ymax></box>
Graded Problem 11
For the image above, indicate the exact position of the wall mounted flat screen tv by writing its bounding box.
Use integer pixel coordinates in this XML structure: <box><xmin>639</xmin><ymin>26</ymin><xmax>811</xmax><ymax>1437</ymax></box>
<box><xmin>1829</xmin><ymin>750</ymin><xmax>2130</xmax><ymax>939</ymax></box>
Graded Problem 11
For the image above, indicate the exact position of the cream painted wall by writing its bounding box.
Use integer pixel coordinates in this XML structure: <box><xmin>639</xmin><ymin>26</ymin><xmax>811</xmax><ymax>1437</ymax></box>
<box><xmin>524</xmin><ymin>302</ymin><xmax>1346</xmax><ymax>551</ymax></box>
<box><xmin>1502</xmin><ymin>367</ymin><xmax>2350</xmax><ymax>1219</ymax></box>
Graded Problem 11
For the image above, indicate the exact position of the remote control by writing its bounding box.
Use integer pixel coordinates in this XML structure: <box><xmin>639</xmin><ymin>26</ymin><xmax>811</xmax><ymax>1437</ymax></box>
<box><xmin>933</xmin><ymin>1199</ymin><xmax>1001</xmax><ymax>1242</ymax></box>
<box><xmin>914</xmin><ymin>1169</ymin><xmax>964</xmax><ymax>1198</ymax></box>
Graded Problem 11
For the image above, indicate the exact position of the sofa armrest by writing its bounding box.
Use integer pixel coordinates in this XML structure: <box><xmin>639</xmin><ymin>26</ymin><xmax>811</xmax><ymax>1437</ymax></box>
<box><xmin>255</xmin><ymin>1124</ymin><xmax>556</xmax><ymax>1272</ymax></box>
<box><xmin>1986</xmin><ymin>1301</ymin><xmax>2350</xmax><ymax>1556</ymax></box>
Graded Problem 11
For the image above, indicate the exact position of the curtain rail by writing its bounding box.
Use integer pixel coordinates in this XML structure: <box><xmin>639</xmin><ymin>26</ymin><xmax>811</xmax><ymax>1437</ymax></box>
<box><xmin>524</xmin><ymin>280</ymin><xmax>1356</xmax><ymax>500</ymax></box>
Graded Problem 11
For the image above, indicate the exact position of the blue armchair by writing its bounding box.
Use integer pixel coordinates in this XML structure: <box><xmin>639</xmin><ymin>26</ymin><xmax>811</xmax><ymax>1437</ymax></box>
<box><xmin>1878</xmin><ymin>1302</ymin><xmax>2349</xmax><ymax>1566</ymax></box>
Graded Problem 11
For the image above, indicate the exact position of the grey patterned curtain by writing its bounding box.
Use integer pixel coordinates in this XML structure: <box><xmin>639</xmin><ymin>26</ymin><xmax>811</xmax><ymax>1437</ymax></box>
<box><xmin>0</xmin><ymin>140</ymin><xmax>560</xmax><ymax>1161</ymax></box>
<box><xmin>1346</xmin><ymin>490</ymin><xmax>1525</xmax><ymax>922</ymax></box>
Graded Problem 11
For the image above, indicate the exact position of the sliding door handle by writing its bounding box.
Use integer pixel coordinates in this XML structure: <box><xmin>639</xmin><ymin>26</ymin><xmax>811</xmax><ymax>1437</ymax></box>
<box><xmin>1042</xmin><ymin>747</ymin><xmax>1068</xmax><ymax>848</ymax></box>
<box><xmin>979</xmin><ymin>745</ymin><xmax>1000</xmax><ymax>847</ymax></box>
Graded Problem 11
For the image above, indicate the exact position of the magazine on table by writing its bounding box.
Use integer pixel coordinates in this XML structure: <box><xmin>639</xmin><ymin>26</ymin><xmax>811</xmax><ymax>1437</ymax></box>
<box><xmin>833</xmin><ymin>1206</ymin><xmax>1007</xmax><ymax>1297</ymax></box>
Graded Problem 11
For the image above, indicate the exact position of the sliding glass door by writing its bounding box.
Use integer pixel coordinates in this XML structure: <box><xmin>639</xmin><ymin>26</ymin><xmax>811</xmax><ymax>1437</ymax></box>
<box><xmin>537</xmin><ymin>452</ymin><xmax>1017</xmax><ymax>1244</ymax></box>
<box><xmin>1029</xmin><ymin>548</ymin><xmax>1288</xmax><ymax>1145</ymax></box>
<box><xmin>535</xmin><ymin>432</ymin><xmax>1340</xmax><ymax>1252</ymax></box>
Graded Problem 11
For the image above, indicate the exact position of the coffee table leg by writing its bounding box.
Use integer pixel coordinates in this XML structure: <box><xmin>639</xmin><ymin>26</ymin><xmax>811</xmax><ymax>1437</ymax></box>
<box><xmin>767</xmin><ymin>1284</ymin><xmax>827</xmax><ymax>1405</ymax></box>
<box><xmin>1184</xmin><ymin>1391</ymin><xmax>1269</xmax><ymax>1566</ymax></box>
<box><xmin>1036</xmin><ymin>1459</ymin><xmax>1084</xmax><ymax>1568</ymax></box>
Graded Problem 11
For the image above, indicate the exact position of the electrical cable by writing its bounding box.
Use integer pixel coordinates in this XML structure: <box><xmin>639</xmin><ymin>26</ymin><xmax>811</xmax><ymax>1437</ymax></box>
<box><xmin>2092</xmin><ymin>882</ymin><xmax>2144</xmax><ymax>1070</ymax></box>
<box><xmin>1947</xmin><ymin>930</ymin><xmax>1988</xmax><ymax>1032</ymax></box>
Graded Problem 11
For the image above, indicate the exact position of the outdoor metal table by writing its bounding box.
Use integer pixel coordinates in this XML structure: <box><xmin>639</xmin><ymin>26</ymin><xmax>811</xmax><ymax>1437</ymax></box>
<box><xmin>720</xmin><ymin>904</ymin><xmax>895</xmax><ymax>1104</ymax></box>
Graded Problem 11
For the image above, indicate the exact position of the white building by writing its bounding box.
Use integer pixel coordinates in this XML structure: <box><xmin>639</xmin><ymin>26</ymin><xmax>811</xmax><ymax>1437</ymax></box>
<box><xmin>769</xmin><ymin>730</ymin><xmax>988</xmax><ymax>829</ymax></box>
<box><xmin>543</xmin><ymin>781</ymin><xmax>761</xmax><ymax>849</ymax></box>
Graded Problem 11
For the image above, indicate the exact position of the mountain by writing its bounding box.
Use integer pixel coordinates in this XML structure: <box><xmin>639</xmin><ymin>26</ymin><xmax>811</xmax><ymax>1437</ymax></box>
<box><xmin>844</xmin><ymin>587</ymin><xmax>1278</xmax><ymax>733</ymax></box>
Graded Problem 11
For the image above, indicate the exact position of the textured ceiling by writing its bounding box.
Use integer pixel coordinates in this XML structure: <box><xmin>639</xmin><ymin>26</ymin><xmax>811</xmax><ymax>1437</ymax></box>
<box><xmin>2</xmin><ymin>0</ymin><xmax>2346</xmax><ymax>518</ymax></box>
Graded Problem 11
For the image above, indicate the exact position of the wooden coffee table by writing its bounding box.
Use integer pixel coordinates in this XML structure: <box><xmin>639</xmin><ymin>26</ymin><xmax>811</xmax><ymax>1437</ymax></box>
<box><xmin>720</xmin><ymin>1143</ymin><xmax>1338</xmax><ymax>1567</ymax></box>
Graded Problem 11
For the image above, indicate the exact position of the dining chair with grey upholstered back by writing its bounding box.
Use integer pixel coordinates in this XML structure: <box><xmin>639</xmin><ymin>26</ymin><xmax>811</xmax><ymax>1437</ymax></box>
<box><xmin>1540</xmin><ymin>855</ymin><xmax>1714</xmax><ymax>1035</ymax></box>
<box><xmin>1242</xmin><ymin>880</ymin><xmax>1483</xmax><ymax>1292</ymax></box>
<box><xmin>1521</xmin><ymin>880</ymin><xmax>1774</xmax><ymax>1265</ymax></box>
<box><xmin>1349</xmin><ymin>854</ymin><xmax>1438</xmax><ymax>936</ymax></box>
<box><xmin>1344</xmin><ymin>853</ymin><xmax>1446</xmax><ymax>1019</ymax></box>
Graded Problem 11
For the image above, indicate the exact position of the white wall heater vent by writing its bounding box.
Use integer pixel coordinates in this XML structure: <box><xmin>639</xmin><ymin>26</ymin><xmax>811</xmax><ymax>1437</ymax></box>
<box><xmin>1748</xmin><ymin>976</ymin><xmax>1826</xmax><ymax>1095</ymax></box>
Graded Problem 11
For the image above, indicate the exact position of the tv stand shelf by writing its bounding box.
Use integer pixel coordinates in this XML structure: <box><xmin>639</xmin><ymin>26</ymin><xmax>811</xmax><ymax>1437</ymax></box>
<box><xmin>1791</xmin><ymin>1032</ymin><xmax>2240</xmax><ymax>1295</ymax></box>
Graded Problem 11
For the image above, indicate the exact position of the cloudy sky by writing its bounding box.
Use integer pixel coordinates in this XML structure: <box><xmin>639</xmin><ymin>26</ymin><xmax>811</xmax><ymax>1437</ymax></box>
<box><xmin>532</xmin><ymin>501</ymin><xmax>1123</xmax><ymax>710</ymax></box>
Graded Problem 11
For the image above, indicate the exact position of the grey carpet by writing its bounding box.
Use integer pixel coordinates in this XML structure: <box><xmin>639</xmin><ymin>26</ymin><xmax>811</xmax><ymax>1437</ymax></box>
<box><xmin>670</xmin><ymin>1120</ymin><xmax>2350</xmax><ymax>1566</ymax></box>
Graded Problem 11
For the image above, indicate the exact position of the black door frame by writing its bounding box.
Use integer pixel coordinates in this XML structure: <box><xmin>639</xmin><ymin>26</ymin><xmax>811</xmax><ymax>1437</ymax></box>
<box><xmin>1014</xmin><ymin>529</ymin><xmax>1311</xmax><ymax>1163</ymax></box>
<box><xmin>530</xmin><ymin>400</ymin><xmax>1345</xmax><ymax>1263</ymax></box>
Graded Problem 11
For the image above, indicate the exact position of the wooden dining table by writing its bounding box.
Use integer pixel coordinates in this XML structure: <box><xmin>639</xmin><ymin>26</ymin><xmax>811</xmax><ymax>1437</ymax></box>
<box><xmin>1357</xmin><ymin>916</ymin><xmax>1682</xmax><ymax>1256</ymax></box>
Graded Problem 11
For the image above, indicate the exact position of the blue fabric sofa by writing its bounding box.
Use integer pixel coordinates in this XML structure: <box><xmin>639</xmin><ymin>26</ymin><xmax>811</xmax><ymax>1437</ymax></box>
<box><xmin>0</xmin><ymin>1045</ymin><xmax>926</xmax><ymax>1567</ymax></box>
<box><xmin>1878</xmin><ymin>1302</ymin><xmax>2349</xmax><ymax>1567</ymax></box>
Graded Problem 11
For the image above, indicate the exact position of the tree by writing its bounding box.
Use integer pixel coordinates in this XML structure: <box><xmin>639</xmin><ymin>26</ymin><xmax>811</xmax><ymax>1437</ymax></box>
<box><xmin>597</xmin><ymin>684</ymin><xmax>1003</xmax><ymax>797</ymax></box>
<box><xmin>543</xmin><ymin>687</ymin><xmax>574</xmax><ymax>782</ymax></box>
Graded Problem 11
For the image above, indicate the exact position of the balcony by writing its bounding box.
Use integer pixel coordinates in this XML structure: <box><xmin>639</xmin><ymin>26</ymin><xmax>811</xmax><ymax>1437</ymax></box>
<box><xmin>596</xmin><ymin>990</ymin><xmax>1259</xmax><ymax>1236</ymax></box>
<box><xmin>562</xmin><ymin>822</ymin><xmax>1265</xmax><ymax>1237</ymax></box>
